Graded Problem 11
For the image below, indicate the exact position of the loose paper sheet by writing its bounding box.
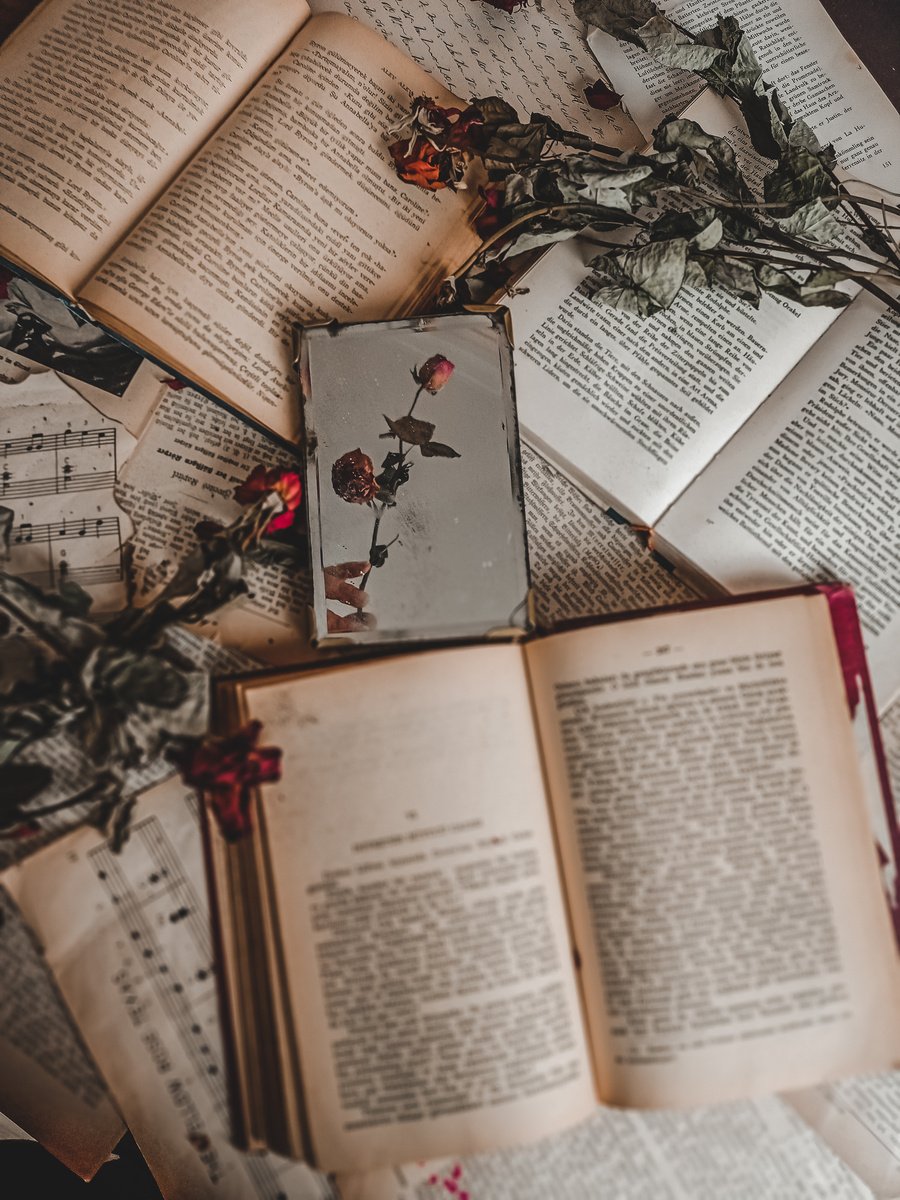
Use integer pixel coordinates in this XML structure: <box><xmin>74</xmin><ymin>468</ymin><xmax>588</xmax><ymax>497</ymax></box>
<box><xmin>3</xmin><ymin>779</ymin><xmax>336</xmax><ymax>1200</ymax></box>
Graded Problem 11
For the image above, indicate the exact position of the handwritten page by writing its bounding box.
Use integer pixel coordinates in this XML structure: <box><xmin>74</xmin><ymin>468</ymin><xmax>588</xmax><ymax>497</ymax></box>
<box><xmin>589</xmin><ymin>0</ymin><xmax>900</xmax><ymax>192</ymax></box>
<box><xmin>0</xmin><ymin>888</ymin><xmax>123</xmax><ymax>1179</ymax></box>
<box><xmin>3</xmin><ymin>779</ymin><xmax>335</xmax><ymax>1200</ymax></box>
<box><xmin>118</xmin><ymin>387</ymin><xmax>311</xmax><ymax>664</ymax></box>
<box><xmin>311</xmin><ymin>0</ymin><xmax>639</xmax><ymax>147</ymax></box>
<box><xmin>0</xmin><ymin>370</ymin><xmax>136</xmax><ymax>610</ymax></box>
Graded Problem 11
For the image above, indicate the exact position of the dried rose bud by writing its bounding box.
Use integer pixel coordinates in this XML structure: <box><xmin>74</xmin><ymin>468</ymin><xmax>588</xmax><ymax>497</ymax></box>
<box><xmin>389</xmin><ymin>136</ymin><xmax>463</xmax><ymax>192</ymax></box>
<box><xmin>476</xmin><ymin>186</ymin><xmax>505</xmax><ymax>238</ymax></box>
<box><xmin>332</xmin><ymin>448</ymin><xmax>379</xmax><ymax>504</ymax></box>
<box><xmin>584</xmin><ymin>79</ymin><xmax>623</xmax><ymax>111</ymax></box>
<box><xmin>415</xmin><ymin>354</ymin><xmax>455</xmax><ymax>393</ymax></box>
<box><xmin>173</xmin><ymin>720</ymin><xmax>282</xmax><ymax>841</ymax></box>
<box><xmin>234</xmin><ymin>465</ymin><xmax>303</xmax><ymax>532</ymax></box>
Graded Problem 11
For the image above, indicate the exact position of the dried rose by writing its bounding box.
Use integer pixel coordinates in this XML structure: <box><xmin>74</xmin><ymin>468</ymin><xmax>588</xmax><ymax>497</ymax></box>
<box><xmin>234</xmin><ymin>465</ymin><xmax>303</xmax><ymax>532</ymax></box>
<box><xmin>476</xmin><ymin>186</ymin><xmax>505</xmax><ymax>238</ymax></box>
<box><xmin>414</xmin><ymin>354</ymin><xmax>455</xmax><ymax>393</ymax></box>
<box><xmin>388</xmin><ymin>136</ymin><xmax>463</xmax><ymax>192</ymax></box>
<box><xmin>174</xmin><ymin>720</ymin><xmax>281</xmax><ymax>841</ymax></box>
<box><xmin>584</xmin><ymin>79</ymin><xmax>623</xmax><ymax>110</ymax></box>
<box><xmin>162</xmin><ymin>376</ymin><xmax>189</xmax><ymax>390</ymax></box>
<box><xmin>332</xmin><ymin>448</ymin><xmax>379</xmax><ymax>504</ymax></box>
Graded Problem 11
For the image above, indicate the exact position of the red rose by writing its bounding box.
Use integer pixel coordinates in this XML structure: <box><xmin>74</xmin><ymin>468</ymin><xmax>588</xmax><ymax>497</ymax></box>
<box><xmin>389</xmin><ymin>136</ymin><xmax>462</xmax><ymax>192</ymax></box>
<box><xmin>414</xmin><ymin>354</ymin><xmax>455</xmax><ymax>393</ymax></box>
<box><xmin>234</xmin><ymin>465</ymin><xmax>303</xmax><ymax>532</ymax></box>
<box><xmin>584</xmin><ymin>79</ymin><xmax>623</xmax><ymax>110</ymax></box>
<box><xmin>332</xmin><ymin>448</ymin><xmax>379</xmax><ymax>504</ymax></box>
<box><xmin>174</xmin><ymin>720</ymin><xmax>282</xmax><ymax>841</ymax></box>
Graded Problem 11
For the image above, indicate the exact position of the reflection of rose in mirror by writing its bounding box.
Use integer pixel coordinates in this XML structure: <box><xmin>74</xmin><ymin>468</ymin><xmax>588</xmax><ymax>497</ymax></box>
<box><xmin>326</xmin><ymin>353</ymin><xmax>460</xmax><ymax>633</ymax></box>
<box><xmin>331</xmin><ymin>448</ymin><xmax>379</xmax><ymax>505</ymax></box>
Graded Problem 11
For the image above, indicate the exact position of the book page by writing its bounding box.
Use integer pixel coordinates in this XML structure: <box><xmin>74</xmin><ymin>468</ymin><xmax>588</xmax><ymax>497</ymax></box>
<box><xmin>590</xmin><ymin>0</ymin><xmax>900</xmax><ymax>194</ymax></box>
<box><xmin>79</xmin><ymin>14</ymin><xmax>482</xmax><ymax>443</ymax></box>
<box><xmin>339</xmin><ymin>1095</ymin><xmax>871</xmax><ymax>1200</ymax></box>
<box><xmin>310</xmin><ymin>0</ymin><xmax>640</xmax><ymax>148</ymax></box>
<box><xmin>238</xmin><ymin>644</ymin><xmax>595</xmax><ymax>1171</ymax></box>
<box><xmin>117</xmin><ymin>387</ymin><xmax>311</xmax><ymax>664</ymax></box>
<box><xmin>503</xmin><ymin>90</ymin><xmax>842</xmax><ymax>528</ymax></box>
<box><xmin>0</xmin><ymin>888</ymin><xmax>123</xmax><ymax>1180</ymax></box>
<box><xmin>521</xmin><ymin>442</ymin><xmax>697</xmax><ymax>627</ymax></box>
<box><xmin>525</xmin><ymin>594</ymin><xmax>900</xmax><ymax>1108</ymax></box>
<box><xmin>0</xmin><ymin>0</ymin><xmax>308</xmax><ymax>295</ymax></box>
<box><xmin>2</xmin><ymin>779</ymin><xmax>334</xmax><ymax>1200</ymax></box>
<box><xmin>655</xmin><ymin>294</ymin><xmax>900</xmax><ymax>710</ymax></box>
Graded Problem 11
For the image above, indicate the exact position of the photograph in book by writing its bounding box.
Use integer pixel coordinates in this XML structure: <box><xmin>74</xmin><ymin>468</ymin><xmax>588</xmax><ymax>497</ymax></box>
<box><xmin>204</xmin><ymin>587</ymin><xmax>900</xmax><ymax>1173</ymax></box>
<box><xmin>0</xmin><ymin>0</ymin><xmax>492</xmax><ymax>440</ymax></box>
<box><xmin>299</xmin><ymin>310</ymin><xmax>531</xmax><ymax>644</ymax></box>
<box><xmin>0</xmin><ymin>267</ymin><xmax>143</xmax><ymax>395</ymax></box>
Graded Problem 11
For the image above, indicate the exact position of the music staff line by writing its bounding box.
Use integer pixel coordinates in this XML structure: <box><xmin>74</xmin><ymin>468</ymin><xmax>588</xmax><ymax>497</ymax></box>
<box><xmin>2</xmin><ymin>427</ymin><xmax>118</xmax><ymax>500</ymax></box>
<box><xmin>11</xmin><ymin>515</ymin><xmax>121</xmax><ymax>546</ymax></box>
<box><xmin>1</xmin><ymin>428</ymin><xmax>115</xmax><ymax>457</ymax></box>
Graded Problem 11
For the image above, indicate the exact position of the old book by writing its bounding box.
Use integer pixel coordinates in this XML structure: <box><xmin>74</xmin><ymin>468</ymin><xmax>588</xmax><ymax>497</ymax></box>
<box><xmin>500</xmin><ymin>0</ymin><xmax>900</xmax><ymax>711</ymax></box>
<box><xmin>204</xmin><ymin>584</ymin><xmax>900</xmax><ymax>1172</ymax></box>
<box><xmin>0</xmin><ymin>0</ymin><xmax>639</xmax><ymax>446</ymax></box>
<box><xmin>298</xmin><ymin>308</ymin><xmax>531</xmax><ymax>644</ymax></box>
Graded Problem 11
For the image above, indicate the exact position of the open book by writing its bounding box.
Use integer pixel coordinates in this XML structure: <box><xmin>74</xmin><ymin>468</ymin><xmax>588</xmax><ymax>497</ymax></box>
<box><xmin>501</xmin><ymin>0</ymin><xmax>900</xmax><ymax>711</ymax></box>
<box><xmin>204</xmin><ymin>585</ymin><xmax>900</xmax><ymax>1172</ymax></box>
<box><xmin>0</xmin><ymin>0</ymin><xmax>490</xmax><ymax>443</ymax></box>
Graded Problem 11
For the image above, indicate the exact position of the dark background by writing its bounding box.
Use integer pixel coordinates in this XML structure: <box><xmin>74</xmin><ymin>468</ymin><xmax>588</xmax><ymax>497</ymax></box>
<box><xmin>0</xmin><ymin>0</ymin><xmax>896</xmax><ymax>1195</ymax></box>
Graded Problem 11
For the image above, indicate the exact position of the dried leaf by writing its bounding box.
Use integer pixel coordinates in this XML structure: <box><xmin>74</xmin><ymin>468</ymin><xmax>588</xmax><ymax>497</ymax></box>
<box><xmin>420</xmin><ymin>442</ymin><xmax>461</xmax><ymax>458</ymax></box>
<box><xmin>573</xmin><ymin>0</ymin><xmax>660</xmax><ymax>43</ymax></box>
<box><xmin>381</xmin><ymin>414</ymin><xmax>435</xmax><ymax>444</ymax></box>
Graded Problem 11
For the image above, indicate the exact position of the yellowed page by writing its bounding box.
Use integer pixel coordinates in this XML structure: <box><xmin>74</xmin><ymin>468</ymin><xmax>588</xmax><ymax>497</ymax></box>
<box><xmin>3</xmin><ymin>780</ymin><xmax>331</xmax><ymax>1200</ymax></box>
<box><xmin>238</xmin><ymin>644</ymin><xmax>595</xmax><ymax>1171</ymax></box>
<box><xmin>79</xmin><ymin>14</ymin><xmax>482</xmax><ymax>443</ymax></box>
<box><xmin>0</xmin><ymin>0</ymin><xmax>309</xmax><ymax>295</ymax></box>
<box><xmin>525</xmin><ymin>593</ymin><xmax>900</xmax><ymax>1108</ymax></box>
<box><xmin>0</xmin><ymin>889</ymin><xmax>123</xmax><ymax>1180</ymax></box>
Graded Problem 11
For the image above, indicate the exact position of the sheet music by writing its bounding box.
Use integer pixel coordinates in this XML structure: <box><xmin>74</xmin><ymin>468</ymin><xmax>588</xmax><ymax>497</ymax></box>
<box><xmin>3</xmin><ymin>779</ymin><xmax>335</xmax><ymax>1200</ymax></box>
<box><xmin>0</xmin><ymin>887</ymin><xmax>123</xmax><ymax>1179</ymax></box>
<box><xmin>0</xmin><ymin>370</ymin><xmax>135</xmax><ymax>609</ymax></box>
<box><xmin>118</xmin><ymin>388</ymin><xmax>311</xmax><ymax>664</ymax></box>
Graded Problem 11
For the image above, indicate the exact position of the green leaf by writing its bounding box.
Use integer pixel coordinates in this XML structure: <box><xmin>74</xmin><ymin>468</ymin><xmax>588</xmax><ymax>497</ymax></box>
<box><xmin>637</xmin><ymin>15</ymin><xmax>726</xmax><ymax>71</ymax></box>
<box><xmin>755</xmin><ymin>264</ymin><xmax>852</xmax><ymax>308</ymax></box>
<box><xmin>381</xmin><ymin>414</ymin><xmax>435</xmax><ymax>445</ymax></box>
<box><xmin>420</xmin><ymin>442</ymin><xmax>461</xmax><ymax>458</ymax></box>
<box><xmin>763</xmin><ymin>147</ymin><xmax>838</xmax><ymax>213</ymax></box>
<box><xmin>691</xmin><ymin>216</ymin><xmax>723</xmax><ymax>251</ymax></box>
<box><xmin>619</xmin><ymin>238</ymin><xmax>689</xmax><ymax>307</ymax></box>
<box><xmin>774</xmin><ymin>198</ymin><xmax>843</xmax><ymax>245</ymax></box>
<box><xmin>572</xmin><ymin>0</ymin><xmax>660</xmax><ymax>43</ymax></box>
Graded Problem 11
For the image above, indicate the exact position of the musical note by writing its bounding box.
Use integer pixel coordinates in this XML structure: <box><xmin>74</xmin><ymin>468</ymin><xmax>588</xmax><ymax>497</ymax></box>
<box><xmin>14</xmin><ymin>522</ymin><xmax>33</xmax><ymax>544</ymax></box>
<box><xmin>28</xmin><ymin>432</ymin><xmax>43</xmax><ymax>452</ymax></box>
